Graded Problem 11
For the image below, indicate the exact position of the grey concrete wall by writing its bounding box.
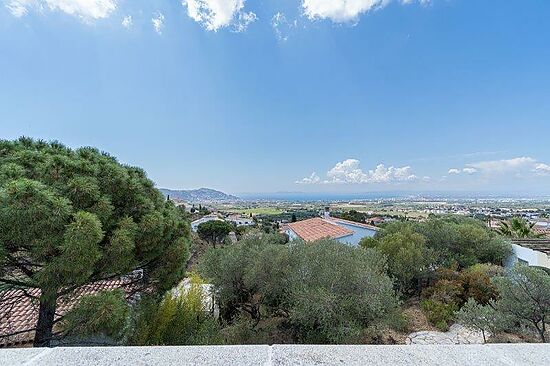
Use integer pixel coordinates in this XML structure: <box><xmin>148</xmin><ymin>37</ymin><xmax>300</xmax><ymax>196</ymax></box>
<box><xmin>1</xmin><ymin>344</ymin><xmax>549</xmax><ymax>366</ymax></box>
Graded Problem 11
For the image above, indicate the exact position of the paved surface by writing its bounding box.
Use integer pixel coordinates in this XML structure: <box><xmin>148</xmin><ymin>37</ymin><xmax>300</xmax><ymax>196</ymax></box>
<box><xmin>1</xmin><ymin>344</ymin><xmax>549</xmax><ymax>365</ymax></box>
<box><xmin>407</xmin><ymin>324</ymin><xmax>487</xmax><ymax>345</ymax></box>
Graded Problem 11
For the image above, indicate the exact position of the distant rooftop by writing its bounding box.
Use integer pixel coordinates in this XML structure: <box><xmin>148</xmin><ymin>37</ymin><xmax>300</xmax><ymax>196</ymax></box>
<box><xmin>0</xmin><ymin>275</ymin><xmax>140</xmax><ymax>347</ymax></box>
<box><xmin>288</xmin><ymin>217</ymin><xmax>353</xmax><ymax>242</ymax></box>
<box><xmin>511</xmin><ymin>239</ymin><xmax>550</xmax><ymax>254</ymax></box>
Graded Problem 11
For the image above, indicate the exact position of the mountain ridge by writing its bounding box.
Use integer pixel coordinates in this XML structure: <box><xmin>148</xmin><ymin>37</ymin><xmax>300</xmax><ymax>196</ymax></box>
<box><xmin>159</xmin><ymin>188</ymin><xmax>240</xmax><ymax>202</ymax></box>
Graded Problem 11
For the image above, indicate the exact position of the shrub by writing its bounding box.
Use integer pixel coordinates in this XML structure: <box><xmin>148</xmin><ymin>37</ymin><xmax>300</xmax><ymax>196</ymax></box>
<box><xmin>361</xmin><ymin>227</ymin><xmax>432</xmax><ymax>295</ymax></box>
<box><xmin>421</xmin><ymin>299</ymin><xmax>458</xmax><ymax>331</ymax></box>
<box><xmin>456</xmin><ymin>298</ymin><xmax>499</xmax><ymax>343</ymax></box>
<box><xmin>492</xmin><ymin>265</ymin><xmax>550</xmax><ymax>343</ymax></box>
<box><xmin>199</xmin><ymin>235</ymin><xmax>401</xmax><ymax>344</ymax></box>
<box><xmin>380</xmin><ymin>216</ymin><xmax>512</xmax><ymax>269</ymax></box>
<box><xmin>421</xmin><ymin>279</ymin><xmax>463</xmax><ymax>330</ymax></box>
<box><xmin>126</xmin><ymin>274</ymin><xmax>223</xmax><ymax>346</ymax></box>
<box><xmin>458</xmin><ymin>264</ymin><xmax>503</xmax><ymax>305</ymax></box>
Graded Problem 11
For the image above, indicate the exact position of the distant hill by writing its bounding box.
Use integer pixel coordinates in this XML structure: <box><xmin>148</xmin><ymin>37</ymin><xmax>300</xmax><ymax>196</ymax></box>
<box><xmin>160</xmin><ymin>188</ymin><xmax>240</xmax><ymax>202</ymax></box>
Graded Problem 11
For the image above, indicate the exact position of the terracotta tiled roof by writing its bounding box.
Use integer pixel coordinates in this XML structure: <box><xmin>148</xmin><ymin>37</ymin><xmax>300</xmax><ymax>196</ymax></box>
<box><xmin>288</xmin><ymin>217</ymin><xmax>353</xmax><ymax>242</ymax></box>
<box><xmin>0</xmin><ymin>275</ymin><xmax>142</xmax><ymax>347</ymax></box>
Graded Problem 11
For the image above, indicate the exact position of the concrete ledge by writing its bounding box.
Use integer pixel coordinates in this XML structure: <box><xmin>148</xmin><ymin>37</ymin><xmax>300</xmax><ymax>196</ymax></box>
<box><xmin>1</xmin><ymin>344</ymin><xmax>549</xmax><ymax>366</ymax></box>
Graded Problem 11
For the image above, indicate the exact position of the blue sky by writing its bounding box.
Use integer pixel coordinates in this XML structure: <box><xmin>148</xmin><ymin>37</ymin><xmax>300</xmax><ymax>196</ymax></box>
<box><xmin>1</xmin><ymin>0</ymin><xmax>550</xmax><ymax>195</ymax></box>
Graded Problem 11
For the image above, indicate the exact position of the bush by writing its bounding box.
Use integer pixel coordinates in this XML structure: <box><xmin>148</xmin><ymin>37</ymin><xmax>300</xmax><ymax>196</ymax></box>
<box><xmin>458</xmin><ymin>264</ymin><xmax>503</xmax><ymax>305</ymax></box>
<box><xmin>421</xmin><ymin>299</ymin><xmax>459</xmax><ymax>331</ymax></box>
<box><xmin>421</xmin><ymin>278</ymin><xmax>463</xmax><ymax>330</ymax></box>
<box><xmin>380</xmin><ymin>216</ymin><xmax>512</xmax><ymax>269</ymax></box>
<box><xmin>287</xmin><ymin>240</ymin><xmax>399</xmax><ymax>343</ymax></box>
<box><xmin>360</xmin><ymin>227</ymin><xmax>432</xmax><ymax>295</ymax></box>
<box><xmin>126</xmin><ymin>274</ymin><xmax>223</xmax><ymax>345</ymax></box>
<box><xmin>492</xmin><ymin>265</ymin><xmax>550</xmax><ymax>343</ymax></box>
<box><xmin>199</xmin><ymin>235</ymin><xmax>401</xmax><ymax>344</ymax></box>
<box><xmin>61</xmin><ymin>289</ymin><xmax>129</xmax><ymax>343</ymax></box>
<box><xmin>456</xmin><ymin>298</ymin><xmax>499</xmax><ymax>343</ymax></box>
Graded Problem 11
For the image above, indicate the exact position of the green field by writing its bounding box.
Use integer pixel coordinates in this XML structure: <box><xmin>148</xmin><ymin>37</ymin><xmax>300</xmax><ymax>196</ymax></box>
<box><xmin>227</xmin><ymin>207</ymin><xmax>286</xmax><ymax>215</ymax></box>
<box><xmin>332</xmin><ymin>204</ymin><xmax>429</xmax><ymax>219</ymax></box>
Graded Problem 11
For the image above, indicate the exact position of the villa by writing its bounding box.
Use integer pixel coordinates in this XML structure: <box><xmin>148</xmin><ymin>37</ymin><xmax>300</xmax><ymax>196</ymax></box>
<box><xmin>226</xmin><ymin>215</ymin><xmax>254</xmax><ymax>227</ymax></box>
<box><xmin>190</xmin><ymin>214</ymin><xmax>223</xmax><ymax>232</ymax></box>
<box><xmin>284</xmin><ymin>209</ymin><xmax>378</xmax><ymax>246</ymax></box>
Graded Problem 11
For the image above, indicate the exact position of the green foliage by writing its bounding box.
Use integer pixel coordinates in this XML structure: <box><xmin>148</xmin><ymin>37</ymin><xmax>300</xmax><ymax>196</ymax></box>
<box><xmin>62</xmin><ymin>289</ymin><xmax>129</xmax><ymax>341</ymax></box>
<box><xmin>456</xmin><ymin>298</ymin><xmax>499</xmax><ymax>343</ymax></box>
<box><xmin>335</xmin><ymin>210</ymin><xmax>367</xmax><ymax>224</ymax></box>
<box><xmin>361</xmin><ymin>227</ymin><xmax>432</xmax><ymax>295</ymax></box>
<box><xmin>497</xmin><ymin>217</ymin><xmax>542</xmax><ymax>238</ymax></box>
<box><xmin>492</xmin><ymin>265</ymin><xmax>550</xmax><ymax>342</ymax></box>
<box><xmin>374</xmin><ymin>216</ymin><xmax>512</xmax><ymax>270</ymax></box>
<box><xmin>0</xmin><ymin>138</ymin><xmax>190</xmax><ymax>345</ymax></box>
<box><xmin>199</xmin><ymin>234</ymin><xmax>400</xmax><ymax>344</ymax></box>
<box><xmin>421</xmin><ymin>299</ymin><xmax>459</xmax><ymax>331</ymax></box>
<box><xmin>458</xmin><ymin>264</ymin><xmax>503</xmax><ymax>305</ymax></box>
<box><xmin>417</xmin><ymin>264</ymin><xmax>503</xmax><ymax>330</ymax></box>
<box><xmin>288</xmin><ymin>240</ymin><xmax>398</xmax><ymax>344</ymax></box>
<box><xmin>197</xmin><ymin>220</ymin><xmax>233</xmax><ymax>247</ymax></box>
<box><xmin>126</xmin><ymin>274</ymin><xmax>223</xmax><ymax>346</ymax></box>
<box><xmin>421</xmin><ymin>277</ymin><xmax>463</xmax><ymax>330</ymax></box>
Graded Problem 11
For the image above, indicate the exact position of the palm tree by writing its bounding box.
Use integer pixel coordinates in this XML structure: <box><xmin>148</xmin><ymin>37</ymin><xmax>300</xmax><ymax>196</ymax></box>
<box><xmin>497</xmin><ymin>217</ymin><xmax>542</xmax><ymax>238</ymax></box>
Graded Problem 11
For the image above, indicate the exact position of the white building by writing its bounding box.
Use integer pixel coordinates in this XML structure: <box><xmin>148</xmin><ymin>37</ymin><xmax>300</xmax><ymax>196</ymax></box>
<box><xmin>191</xmin><ymin>214</ymin><xmax>223</xmax><ymax>232</ymax></box>
<box><xmin>506</xmin><ymin>239</ymin><xmax>550</xmax><ymax>271</ymax></box>
<box><xmin>284</xmin><ymin>209</ymin><xmax>378</xmax><ymax>246</ymax></box>
<box><xmin>226</xmin><ymin>215</ymin><xmax>254</xmax><ymax>227</ymax></box>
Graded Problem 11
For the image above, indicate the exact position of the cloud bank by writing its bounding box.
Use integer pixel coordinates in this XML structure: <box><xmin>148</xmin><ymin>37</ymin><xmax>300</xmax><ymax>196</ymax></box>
<box><xmin>182</xmin><ymin>0</ymin><xmax>256</xmax><ymax>32</ymax></box>
<box><xmin>5</xmin><ymin>0</ymin><xmax>117</xmax><ymax>20</ymax></box>
<box><xmin>449</xmin><ymin>157</ymin><xmax>550</xmax><ymax>177</ymax></box>
<box><xmin>302</xmin><ymin>0</ymin><xmax>430</xmax><ymax>23</ymax></box>
<box><xmin>296</xmin><ymin>159</ymin><xmax>418</xmax><ymax>185</ymax></box>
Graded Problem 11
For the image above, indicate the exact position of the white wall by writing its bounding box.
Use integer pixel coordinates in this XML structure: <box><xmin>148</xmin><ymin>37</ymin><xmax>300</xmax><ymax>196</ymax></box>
<box><xmin>506</xmin><ymin>244</ymin><xmax>550</xmax><ymax>270</ymax></box>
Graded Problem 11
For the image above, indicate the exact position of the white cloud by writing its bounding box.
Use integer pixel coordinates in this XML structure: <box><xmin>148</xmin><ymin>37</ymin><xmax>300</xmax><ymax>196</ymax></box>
<box><xmin>152</xmin><ymin>12</ymin><xmax>164</xmax><ymax>34</ymax></box>
<box><xmin>5</xmin><ymin>0</ymin><xmax>117</xmax><ymax>21</ymax></box>
<box><xmin>449</xmin><ymin>167</ymin><xmax>478</xmax><ymax>175</ymax></box>
<box><xmin>449</xmin><ymin>157</ymin><xmax>550</xmax><ymax>178</ymax></box>
<box><xmin>301</xmin><ymin>0</ymin><xmax>429</xmax><ymax>23</ymax></box>
<box><xmin>468</xmin><ymin>157</ymin><xmax>536</xmax><ymax>174</ymax></box>
<box><xmin>297</xmin><ymin>159</ymin><xmax>418</xmax><ymax>185</ymax></box>
<box><xmin>271</xmin><ymin>12</ymin><xmax>297</xmax><ymax>42</ymax></box>
<box><xmin>462</xmin><ymin>167</ymin><xmax>477</xmax><ymax>175</ymax></box>
<box><xmin>182</xmin><ymin>0</ymin><xmax>256</xmax><ymax>32</ymax></box>
<box><xmin>534</xmin><ymin>163</ymin><xmax>550</xmax><ymax>176</ymax></box>
<box><xmin>295</xmin><ymin>172</ymin><xmax>321</xmax><ymax>185</ymax></box>
<box><xmin>5</xmin><ymin>0</ymin><xmax>29</xmax><ymax>17</ymax></box>
<box><xmin>121</xmin><ymin>14</ymin><xmax>132</xmax><ymax>29</ymax></box>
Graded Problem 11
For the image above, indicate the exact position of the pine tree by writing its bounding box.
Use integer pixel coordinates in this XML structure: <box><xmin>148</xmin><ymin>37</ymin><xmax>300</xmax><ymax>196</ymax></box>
<box><xmin>0</xmin><ymin>138</ymin><xmax>190</xmax><ymax>346</ymax></box>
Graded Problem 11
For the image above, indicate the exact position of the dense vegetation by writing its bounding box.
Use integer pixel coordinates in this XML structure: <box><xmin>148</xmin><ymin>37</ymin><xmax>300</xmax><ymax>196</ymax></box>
<box><xmin>0</xmin><ymin>138</ymin><xmax>190</xmax><ymax>346</ymax></box>
<box><xmin>199</xmin><ymin>234</ymin><xmax>402</xmax><ymax>343</ymax></box>
<box><xmin>1</xmin><ymin>138</ymin><xmax>548</xmax><ymax>346</ymax></box>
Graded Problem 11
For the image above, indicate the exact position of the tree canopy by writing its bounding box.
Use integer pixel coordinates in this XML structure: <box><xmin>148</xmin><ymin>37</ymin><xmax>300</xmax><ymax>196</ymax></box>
<box><xmin>497</xmin><ymin>217</ymin><xmax>542</xmax><ymax>238</ymax></box>
<box><xmin>0</xmin><ymin>138</ymin><xmax>190</xmax><ymax>346</ymax></box>
<box><xmin>197</xmin><ymin>220</ymin><xmax>233</xmax><ymax>247</ymax></box>
<box><xmin>199</xmin><ymin>234</ymin><xmax>400</xmax><ymax>343</ymax></box>
<box><xmin>363</xmin><ymin>216</ymin><xmax>512</xmax><ymax>270</ymax></box>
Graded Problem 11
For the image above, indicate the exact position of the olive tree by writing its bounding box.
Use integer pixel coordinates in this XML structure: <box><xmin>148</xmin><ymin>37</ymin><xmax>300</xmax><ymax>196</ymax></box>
<box><xmin>493</xmin><ymin>265</ymin><xmax>550</xmax><ymax>342</ymax></box>
<box><xmin>456</xmin><ymin>298</ymin><xmax>499</xmax><ymax>343</ymax></box>
<box><xmin>0</xmin><ymin>138</ymin><xmax>190</xmax><ymax>346</ymax></box>
<box><xmin>200</xmin><ymin>235</ymin><xmax>400</xmax><ymax>343</ymax></box>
